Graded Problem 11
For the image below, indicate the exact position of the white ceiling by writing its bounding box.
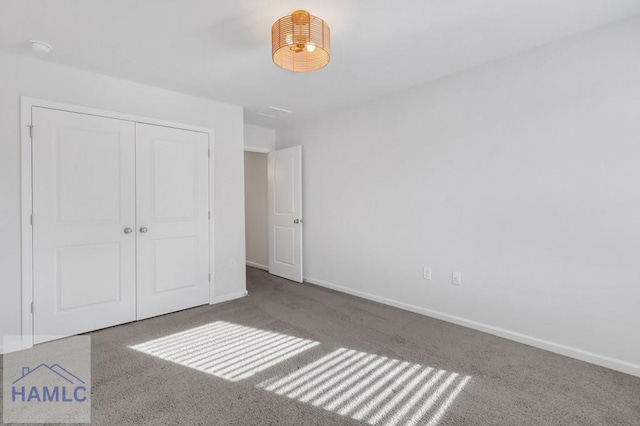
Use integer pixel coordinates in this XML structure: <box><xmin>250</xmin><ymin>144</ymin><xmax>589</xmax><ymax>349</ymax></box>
<box><xmin>1</xmin><ymin>1</ymin><xmax>639</xmax><ymax>129</ymax></box>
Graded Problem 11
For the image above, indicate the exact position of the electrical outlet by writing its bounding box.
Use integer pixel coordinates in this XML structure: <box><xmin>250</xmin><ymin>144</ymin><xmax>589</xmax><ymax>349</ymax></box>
<box><xmin>423</xmin><ymin>267</ymin><xmax>432</xmax><ymax>280</ymax></box>
<box><xmin>452</xmin><ymin>272</ymin><xmax>461</xmax><ymax>286</ymax></box>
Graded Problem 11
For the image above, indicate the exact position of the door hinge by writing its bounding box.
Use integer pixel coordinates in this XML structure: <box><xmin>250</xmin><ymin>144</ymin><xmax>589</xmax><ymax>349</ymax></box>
<box><xmin>28</xmin><ymin>125</ymin><xmax>33</xmax><ymax>140</ymax></box>
<box><xmin>208</xmin><ymin>211</ymin><xmax>211</xmax><ymax>220</ymax></box>
<box><xmin>30</xmin><ymin>214</ymin><xmax>34</xmax><ymax>226</ymax></box>
<box><xmin>31</xmin><ymin>302</ymin><xmax>34</xmax><ymax>314</ymax></box>
<box><xmin>208</xmin><ymin>273</ymin><xmax>211</xmax><ymax>282</ymax></box>
<box><xmin>208</xmin><ymin>148</ymin><xmax>211</xmax><ymax>158</ymax></box>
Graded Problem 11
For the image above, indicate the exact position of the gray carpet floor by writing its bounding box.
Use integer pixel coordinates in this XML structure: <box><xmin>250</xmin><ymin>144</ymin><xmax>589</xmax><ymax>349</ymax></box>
<box><xmin>2</xmin><ymin>266</ymin><xmax>639</xmax><ymax>425</ymax></box>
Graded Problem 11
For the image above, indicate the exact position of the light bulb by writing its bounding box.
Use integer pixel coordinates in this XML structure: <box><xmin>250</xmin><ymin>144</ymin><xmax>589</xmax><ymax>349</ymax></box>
<box><xmin>306</xmin><ymin>42</ymin><xmax>316</xmax><ymax>52</ymax></box>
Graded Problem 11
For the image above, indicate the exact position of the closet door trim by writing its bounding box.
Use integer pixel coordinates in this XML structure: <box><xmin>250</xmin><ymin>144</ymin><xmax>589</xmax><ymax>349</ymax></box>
<box><xmin>19</xmin><ymin>96</ymin><xmax>215</xmax><ymax>353</ymax></box>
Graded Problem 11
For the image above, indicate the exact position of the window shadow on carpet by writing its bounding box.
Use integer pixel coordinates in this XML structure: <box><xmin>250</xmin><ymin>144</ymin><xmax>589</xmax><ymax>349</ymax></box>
<box><xmin>130</xmin><ymin>321</ymin><xmax>471</xmax><ymax>425</ymax></box>
<box><xmin>257</xmin><ymin>348</ymin><xmax>471</xmax><ymax>426</ymax></box>
<box><xmin>129</xmin><ymin>321</ymin><xmax>320</xmax><ymax>382</ymax></box>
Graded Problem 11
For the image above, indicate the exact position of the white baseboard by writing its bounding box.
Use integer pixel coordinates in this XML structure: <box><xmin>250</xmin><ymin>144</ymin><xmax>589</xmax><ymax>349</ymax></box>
<box><xmin>304</xmin><ymin>276</ymin><xmax>640</xmax><ymax>378</ymax></box>
<box><xmin>210</xmin><ymin>291</ymin><xmax>248</xmax><ymax>305</ymax></box>
<box><xmin>246</xmin><ymin>261</ymin><xmax>268</xmax><ymax>271</ymax></box>
<box><xmin>0</xmin><ymin>340</ymin><xmax>25</xmax><ymax>355</ymax></box>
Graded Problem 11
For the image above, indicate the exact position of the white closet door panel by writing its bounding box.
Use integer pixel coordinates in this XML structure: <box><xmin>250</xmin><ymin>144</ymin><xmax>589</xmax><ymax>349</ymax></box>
<box><xmin>135</xmin><ymin>123</ymin><xmax>210</xmax><ymax>320</ymax></box>
<box><xmin>32</xmin><ymin>107</ymin><xmax>137</xmax><ymax>343</ymax></box>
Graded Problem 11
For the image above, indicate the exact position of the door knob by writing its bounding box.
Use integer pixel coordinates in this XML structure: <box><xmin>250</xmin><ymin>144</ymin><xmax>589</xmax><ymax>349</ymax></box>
<box><xmin>124</xmin><ymin>227</ymin><xmax>133</xmax><ymax>234</ymax></box>
<box><xmin>294</xmin><ymin>219</ymin><xmax>302</xmax><ymax>224</ymax></box>
<box><xmin>140</xmin><ymin>227</ymin><xmax>148</xmax><ymax>233</ymax></box>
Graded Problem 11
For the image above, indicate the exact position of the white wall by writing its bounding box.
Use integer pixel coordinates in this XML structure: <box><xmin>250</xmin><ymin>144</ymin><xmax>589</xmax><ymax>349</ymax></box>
<box><xmin>0</xmin><ymin>52</ymin><xmax>247</xmax><ymax>353</ymax></box>
<box><xmin>277</xmin><ymin>18</ymin><xmax>640</xmax><ymax>376</ymax></box>
<box><xmin>244</xmin><ymin>123</ymin><xmax>276</xmax><ymax>152</ymax></box>
<box><xmin>244</xmin><ymin>152</ymin><xmax>269</xmax><ymax>269</ymax></box>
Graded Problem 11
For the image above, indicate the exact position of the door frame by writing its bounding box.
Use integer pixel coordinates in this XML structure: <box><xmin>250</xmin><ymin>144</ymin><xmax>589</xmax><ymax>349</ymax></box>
<box><xmin>20</xmin><ymin>96</ymin><xmax>216</xmax><ymax>352</ymax></box>
<box><xmin>243</xmin><ymin>145</ymin><xmax>273</xmax><ymax>273</ymax></box>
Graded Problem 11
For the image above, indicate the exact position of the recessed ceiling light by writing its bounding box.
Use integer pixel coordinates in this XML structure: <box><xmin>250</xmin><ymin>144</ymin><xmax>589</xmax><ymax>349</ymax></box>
<box><xmin>30</xmin><ymin>40</ymin><xmax>53</xmax><ymax>54</ymax></box>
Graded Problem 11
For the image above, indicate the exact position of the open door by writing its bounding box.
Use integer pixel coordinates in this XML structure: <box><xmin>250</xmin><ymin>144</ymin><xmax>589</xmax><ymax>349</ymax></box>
<box><xmin>268</xmin><ymin>146</ymin><xmax>303</xmax><ymax>282</ymax></box>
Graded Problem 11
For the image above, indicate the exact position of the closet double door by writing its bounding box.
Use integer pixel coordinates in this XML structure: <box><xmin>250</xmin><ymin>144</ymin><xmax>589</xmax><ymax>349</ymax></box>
<box><xmin>32</xmin><ymin>107</ymin><xmax>210</xmax><ymax>344</ymax></box>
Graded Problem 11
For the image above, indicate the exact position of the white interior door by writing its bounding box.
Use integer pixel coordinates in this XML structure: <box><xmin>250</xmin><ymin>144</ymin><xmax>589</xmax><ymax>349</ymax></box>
<box><xmin>268</xmin><ymin>146</ymin><xmax>303</xmax><ymax>282</ymax></box>
<box><xmin>135</xmin><ymin>123</ymin><xmax>210</xmax><ymax>320</ymax></box>
<box><xmin>32</xmin><ymin>107</ymin><xmax>137</xmax><ymax>343</ymax></box>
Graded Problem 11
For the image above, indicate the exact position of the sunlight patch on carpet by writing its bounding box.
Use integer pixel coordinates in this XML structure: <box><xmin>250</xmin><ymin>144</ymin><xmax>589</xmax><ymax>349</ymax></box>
<box><xmin>257</xmin><ymin>348</ymin><xmax>471</xmax><ymax>426</ymax></box>
<box><xmin>129</xmin><ymin>321</ymin><xmax>320</xmax><ymax>381</ymax></box>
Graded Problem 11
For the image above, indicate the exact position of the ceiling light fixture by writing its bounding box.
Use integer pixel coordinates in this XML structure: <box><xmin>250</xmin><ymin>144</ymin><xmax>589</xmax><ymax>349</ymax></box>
<box><xmin>272</xmin><ymin>10</ymin><xmax>330</xmax><ymax>73</ymax></box>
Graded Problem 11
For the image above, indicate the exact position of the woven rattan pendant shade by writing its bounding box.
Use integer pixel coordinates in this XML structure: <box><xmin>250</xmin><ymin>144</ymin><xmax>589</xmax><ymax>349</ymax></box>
<box><xmin>272</xmin><ymin>10</ymin><xmax>330</xmax><ymax>72</ymax></box>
